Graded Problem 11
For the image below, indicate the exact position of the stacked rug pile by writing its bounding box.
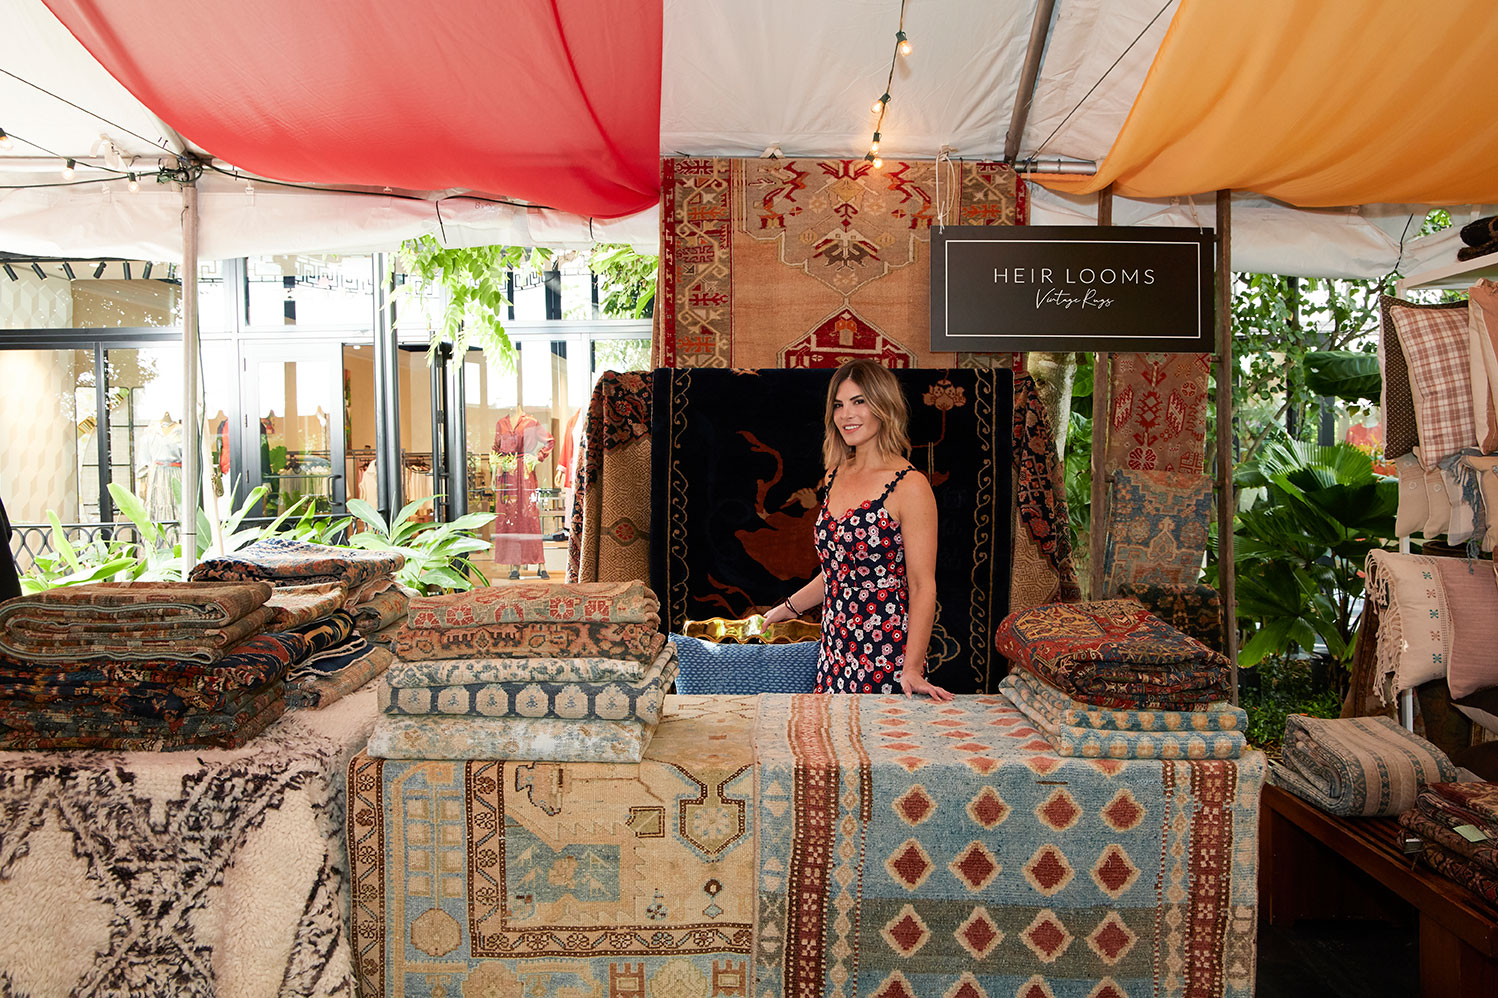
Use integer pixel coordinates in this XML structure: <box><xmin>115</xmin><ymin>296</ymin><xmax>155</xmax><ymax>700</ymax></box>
<box><xmin>0</xmin><ymin>581</ymin><xmax>297</xmax><ymax>749</ymax></box>
<box><xmin>1400</xmin><ymin>781</ymin><xmax>1498</xmax><ymax>909</ymax></box>
<box><xmin>1269</xmin><ymin>714</ymin><xmax>1460</xmax><ymax>816</ymax></box>
<box><xmin>191</xmin><ymin>537</ymin><xmax>406</xmax><ymax>708</ymax></box>
<box><xmin>371</xmin><ymin>581</ymin><xmax>675</xmax><ymax>762</ymax></box>
<box><xmin>994</xmin><ymin>599</ymin><xmax>1238</xmax><ymax>759</ymax></box>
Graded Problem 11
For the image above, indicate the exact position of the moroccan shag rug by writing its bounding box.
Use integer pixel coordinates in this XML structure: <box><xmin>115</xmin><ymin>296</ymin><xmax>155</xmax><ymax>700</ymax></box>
<box><xmin>347</xmin><ymin>694</ymin><xmax>757</xmax><ymax>998</ymax></box>
<box><xmin>0</xmin><ymin>683</ymin><xmax>378</xmax><ymax>998</ymax></box>
<box><xmin>655</xmin><ymin>157</ymin><xmax>1024</xmax><ymax>369</ymax></box>
<box><xmin>650</xmin><ymin>367</ymin><xmax>1013</xmax><ymax>694</ymax></box>
<box><xmin>753</xmin><ymin>693</ymin><xmax>1265</xmax><ymax>998</ymax></box>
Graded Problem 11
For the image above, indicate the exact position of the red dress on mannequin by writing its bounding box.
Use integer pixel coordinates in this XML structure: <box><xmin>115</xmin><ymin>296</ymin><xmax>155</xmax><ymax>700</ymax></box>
<box><xmin>491</xmin><ymin>410</ymin><xmax>554</xmax><ymax>565</ymax></box>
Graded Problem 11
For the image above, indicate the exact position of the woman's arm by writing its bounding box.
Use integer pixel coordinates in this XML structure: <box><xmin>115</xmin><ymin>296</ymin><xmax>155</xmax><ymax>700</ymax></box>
<box><xmin>763</xmin><ymin>574</ymin><xmax>824</xmax><ymax>623</ymax></box>
<box><xmin>891</xmin><ymin>474</ymin><xmax>955</xmax><ymax>701</ymax></box>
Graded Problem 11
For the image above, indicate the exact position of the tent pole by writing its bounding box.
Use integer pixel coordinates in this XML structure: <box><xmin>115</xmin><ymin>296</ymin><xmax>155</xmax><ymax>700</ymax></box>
<box><xmin>1088</xmin><ymin>185</ymin><xmax>1113</xmax><ymax>600</ymax></box>
<box><xmin>1215</xmin><ymin>189</ymin><xmax>1238</xmax><ymax>703</ymax></box>
<box><xmin>180</xmin><ymin>181</ymin><xmax>200</xmax><ymax>576</ymax></box>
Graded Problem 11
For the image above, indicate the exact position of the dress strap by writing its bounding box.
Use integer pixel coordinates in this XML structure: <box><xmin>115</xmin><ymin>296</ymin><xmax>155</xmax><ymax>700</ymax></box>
<box><xmin>819</xmin><ymin>465</ymin><xmax>840</xmax><ymax>504</ymax></box>
<box><xmin>876</xmin><ymin>466</ymin><xmax>916</xmax><ymax>504</ymax></box>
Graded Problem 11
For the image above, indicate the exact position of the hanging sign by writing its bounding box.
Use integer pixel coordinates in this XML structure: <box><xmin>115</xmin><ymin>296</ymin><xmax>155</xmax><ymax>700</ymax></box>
<box><xmin>930</xmin><ymin>225</ymin><xmax>1215</xmax><ymax>353</ymax></box>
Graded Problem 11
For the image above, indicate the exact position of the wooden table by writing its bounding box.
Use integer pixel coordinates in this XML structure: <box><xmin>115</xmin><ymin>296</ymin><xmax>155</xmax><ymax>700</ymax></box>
<box><xmin>1260</xmin><ymin>783</ymin><xmax>1498</xmax><ymax>997</ymax></box>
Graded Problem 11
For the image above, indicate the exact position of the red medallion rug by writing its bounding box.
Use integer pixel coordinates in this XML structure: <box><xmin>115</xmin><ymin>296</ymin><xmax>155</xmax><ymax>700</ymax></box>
<box><xmin>753</xmin><ymin>693</ymin><xmax>1264</xmax><ymax>998</ymax></box>
<box><xmin>1105</xmin><ymin>353</ymin><xmax>1211</xmax><ymax>474</ymax></box>
<box><xmin>655</xmin><ymin>157</ymin><xmax>1024</xmax><ymax>369</ymax></box>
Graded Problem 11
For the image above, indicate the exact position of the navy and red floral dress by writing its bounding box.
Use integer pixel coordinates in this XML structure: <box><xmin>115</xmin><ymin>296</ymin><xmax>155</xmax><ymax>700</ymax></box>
<box><xmin>814</xmin><ymin>466</ymin><xmax>914</xmax><ymax>694</ymax></box>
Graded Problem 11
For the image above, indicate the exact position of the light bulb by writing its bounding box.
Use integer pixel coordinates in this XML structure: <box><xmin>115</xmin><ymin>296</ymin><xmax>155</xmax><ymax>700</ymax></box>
<box><xmin>871</xmin><ymin>131</ymin><xmax>881</xmax><ymax>154</ymax></box>
<box><xmin>0</xmin><ymin>129</ymin><xmax>12</xmax><ymax>151</ymax></box>
<box><xmin>871</xmin><ymin>92</ymin><xmax>891</xmax><ymax>115</ymax></box>
<box><xmin>897</xmin><ymin>31</ymin><xmax>911</xmax><ymax>56</ymax></box>
<box><xmin>872</xmin><ymin>156</ymin><xmax>883</xmax><ymax>169</ymax></box>
<box><xmin>61</xmin><ymin>158</ymin><xmax>76</xmax><ymax>180</ymax></box>
<box><xmin>127</xmin><ymin>173</ymin><xmax>139</xmax><ymax>193</ymax></box>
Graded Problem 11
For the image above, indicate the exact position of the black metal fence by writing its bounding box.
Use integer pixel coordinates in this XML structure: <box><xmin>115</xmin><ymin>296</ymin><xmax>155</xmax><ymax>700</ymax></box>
<box><xmin>8</xmin><ymin>516</ymin><xmax>348</xmax><ymax>575</ymax></box>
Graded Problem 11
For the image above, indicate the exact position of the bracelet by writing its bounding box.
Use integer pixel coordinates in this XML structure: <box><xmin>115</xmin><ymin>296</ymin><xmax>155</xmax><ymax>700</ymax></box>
<box><xmin>782</xmin><ymin>597</ymin><xmax>800</xmax><ymax>617</ymax></box>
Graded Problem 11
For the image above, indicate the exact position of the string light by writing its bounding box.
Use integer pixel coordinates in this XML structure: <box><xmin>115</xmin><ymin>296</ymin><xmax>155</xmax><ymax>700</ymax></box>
<box><xmin>863</xmin><ymin>0</ymin><xmax>909</xmax><ymax>172</ymax></box>
<box><xmin>0</xmin><ymin>128</ymin><xmax>11</xmax><ymax>151</ymax></box>
<box><xmin>127</xmin><ymin>173</ymin><xmax>139</xmax><ymax>192</ymax></box>
<box><xmin>61</xmin><ymin>158</ymin><xmax>76</xmax><ymax>180</ymax></box>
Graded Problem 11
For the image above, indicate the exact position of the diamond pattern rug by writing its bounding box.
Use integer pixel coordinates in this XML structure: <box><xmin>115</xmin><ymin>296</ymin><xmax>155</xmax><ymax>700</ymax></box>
<box><xmin>753</xmin><ymin>693</ymin><xmax>1264</xmax><ymax>998</ymax></box>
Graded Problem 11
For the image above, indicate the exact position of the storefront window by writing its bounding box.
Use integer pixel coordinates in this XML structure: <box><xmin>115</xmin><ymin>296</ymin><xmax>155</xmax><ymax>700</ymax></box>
<box><xmin>0</xmin><ymin>261</ymin><xmax>179</xmax><ymax>329</ymax></box>
<box><xmin>0</xmin><ymin>350</ymin><xmax>88</xmax><ymax>524</ymax></box>
<box><xmin>244</xmin><ymin>254</ymin><xmax>374</xmax><ymax>328</ymax></box>
<box><xmin>243</xmin><ymin>346</ymin><xmax>342</xmax><ymax>515</ymax></box>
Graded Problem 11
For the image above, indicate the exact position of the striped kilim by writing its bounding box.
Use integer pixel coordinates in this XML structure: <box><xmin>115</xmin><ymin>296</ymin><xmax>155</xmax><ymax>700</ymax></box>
<box><xmin>753</xmin><ymin>693</ymin><xmax>1265</xmax><ymax>998</ymax></box>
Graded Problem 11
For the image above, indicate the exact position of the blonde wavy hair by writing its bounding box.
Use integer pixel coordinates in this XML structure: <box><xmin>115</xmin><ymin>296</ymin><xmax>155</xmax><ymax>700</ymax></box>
<box><xmin>822</xmin><ymin>360</ymin><xmax>911</xmax><ymax>472</ymax></box>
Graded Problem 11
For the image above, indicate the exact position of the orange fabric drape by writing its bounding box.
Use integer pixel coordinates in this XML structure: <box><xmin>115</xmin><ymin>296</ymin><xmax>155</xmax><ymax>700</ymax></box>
<box><xmin>1042</xmin><ymin>0</ymin><xmax>1498</xmax><ymax>206</ymax></box>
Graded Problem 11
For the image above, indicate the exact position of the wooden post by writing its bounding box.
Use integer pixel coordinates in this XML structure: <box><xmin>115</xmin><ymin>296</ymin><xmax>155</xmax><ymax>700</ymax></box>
<box><xmin>1216</xmin><ymin>190</ymin><xmax>1238</xmax><ymax>703</ymax></box>
<box><xmin>1088</xmin><ymin>186</ymin><xmax>1113</xmax><ymax>600</ymax></box>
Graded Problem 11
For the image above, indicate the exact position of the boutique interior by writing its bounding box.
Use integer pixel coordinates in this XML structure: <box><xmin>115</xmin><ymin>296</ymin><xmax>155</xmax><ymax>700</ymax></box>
<box><xmin>2</xmin><ymin>3</ymin><xmax>1498</xmax><ymax>998</ymax></box>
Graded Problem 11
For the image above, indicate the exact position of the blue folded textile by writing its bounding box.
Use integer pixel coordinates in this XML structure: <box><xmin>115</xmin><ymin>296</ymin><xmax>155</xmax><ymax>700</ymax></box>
<box><xmin>669</xmin><ymin>634</ymin><xmax>818</xmax><ymax>695</ymax></box>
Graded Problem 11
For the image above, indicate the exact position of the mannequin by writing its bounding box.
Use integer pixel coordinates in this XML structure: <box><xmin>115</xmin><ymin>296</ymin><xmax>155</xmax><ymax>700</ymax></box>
<box><xmin>137</xmin><ymin>412</ymin><xmax>183</xmax><ymax>521</ymax></box>
<box><xmin>491</xmin><ymin>403</ymin><xmax>554</xmax><ymax>578</ymax></box>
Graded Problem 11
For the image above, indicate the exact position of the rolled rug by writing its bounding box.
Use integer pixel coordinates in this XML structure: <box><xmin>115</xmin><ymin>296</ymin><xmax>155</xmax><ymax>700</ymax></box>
<box><xmin>384</xmin><ymin>634</ymin><xmax>669</xmax><ymax>687</ymax></box>
<box><xmin>379</xmin><ymin>642</ymin><xmax>677</xmax><ymax>724</ymax></box>
<box><xmin>367</xmin><ymin>712</ymin><xmax>656</xmax><ymax>763</ymax></box>
<box><xmin>352</xmin><ymin>588</ymin><xmax>409</xmax><ymax>636</ymax></box>
<box><xmin>1000</xmin><ymin>674</ymin><xmax>1246</xmax><ymax>760</ymax></box>
<box><xmin>1460</xmin><ymin>215</ymin><xmax>1498</xmax><ymax>248</ymax></box>
<box><xmin>1270</xmin><ymin>714</ymin><xmax>1457</xmax><ymax>816</ymax></box>
<box><xmin>394</xmin><ymin>620</ymin><xmax>662</xmax><ymax>666</ymax></box>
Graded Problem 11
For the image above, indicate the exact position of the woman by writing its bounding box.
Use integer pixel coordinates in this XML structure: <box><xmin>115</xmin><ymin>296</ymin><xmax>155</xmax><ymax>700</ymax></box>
<box><xmin>763</xmin><ymin>360</ymin><xmax>954</xmax><ymax>702</ymax></box>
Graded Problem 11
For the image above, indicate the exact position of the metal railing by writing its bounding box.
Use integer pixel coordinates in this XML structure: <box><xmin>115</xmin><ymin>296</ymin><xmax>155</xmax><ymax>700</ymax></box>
<box><xmin>9</xmin><ymin>516</ymin><xmax>348</xmax><ymax>574</ymax></box>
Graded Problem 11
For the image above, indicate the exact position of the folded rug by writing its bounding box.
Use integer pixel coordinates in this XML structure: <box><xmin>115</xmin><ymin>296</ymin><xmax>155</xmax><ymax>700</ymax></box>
<box><xmin>0</xmin><ymin>631</ymin><xmax>305</xmax><ymax>717</ymax></box>
<box><xmin>0</xmin><ymin>580</ymin><xmax>271</xmax><ymax>627</ymax></box>
<box><xmin>367</xmin><ymin>713</ymin><xmax>655</xmax><ymax>763</ymax></box>
<box><xmin>1001</xmin><ymin>674</ymin><xmax>1246</xmax><ymax>759</ymax></box>
<box><xmin>264</xmin><ymin>582</ymin><xmax>347</xmax><ymax>628</ymax></box>
<box><xmin>379</xmin><ymin>643</ymin><xmax>677</xmax><ymax>723</ymax></box>
<box><xmin>1413</xmin><ymin>780</ymin><xmax>1498</xmax><ymax>831</ymax></box>
<box><xmin>406</xmin><ymin>581</ymin><xmax>660</xmax><ymax>629</ymax></box>
<box><xmin>368</xmin><ymin>621</ymin><xmax>404</xmax><ymax>648</ymax></box>
<box><xmin>287</xmin><ymin>646</ymin><xmax>391</xmax><ymax>710</ymax></box>
<box><xmin>394</xmin><ymin>620</ymin><xmax>662</xmax><ymax>665</ymax></box>
<box><xmin>0</xmin><ymin>606</ymin><xmax>274</xmax><ymax>665</ymax></box>
<box><xmin>1415</xmin><ymin>839</ymin><xmax>1498</xmax><ymax>910</ymax></box>
<box><xmin>189</xmin><ymin>537</ymin><xmax>404</xmax><ymax>589</ymax></box>
<box><xmin>352</xmin><ymin>588</ymin><xmax>409</xmax><ymax>635</ymax></box>
<box><xmin>1461</xmin><ymin>215</ymin><xmax>1498</xmax><ymax>248</ymax></box>
<box><xmin>0</xmin><ymin>686</ymin><xmax>286</xmax><ymax>751</ymax></box>
<box><xmin>1270</xmin><ymin>714</ymin><xmax>1458</xmax><ymax>816</ymax></box>
<box><xmin>994</xmin><ymin>600</ymin><xmax>1231</xmax><ymax>708</ymax></box>
<box><xmin>0</xmin><ymin>678</ymin><xmax>281</xmax><ymax>735</ymax></box>
<box><xmin>1006</xmin><ymin>668</ymin><xmax>1247</xmax><ymax>732</ymax></box>
<box><xmin>385</xmin><ymin>635</ymin><xmax>669</xmax><ymax>687</ymax></box>
<box><xmin>285</xmin><ymin>610</ymin><xmax>357</xmax><ymax>656</ymax></box>
<box><xmin>1399</xmin><ymin>804</ymin><xmax>1498</xmax><ymax>877</ymax></box>
<box><xmin>344</xmin><ymin>577</ymin><xmax>396</xmax><ymax>610</ymax></box>
<box><xmin>288</xmin><ymin>636</ymin><xmax>372</xmax><ymax>680</ymax></box>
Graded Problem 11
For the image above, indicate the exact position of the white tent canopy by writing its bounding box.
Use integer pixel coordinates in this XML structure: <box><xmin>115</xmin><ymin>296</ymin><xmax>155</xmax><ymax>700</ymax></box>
<box><xmin>0</xmin><ymin>0</ymin><xmax>1476</xmax><ymax>277</ymax></box>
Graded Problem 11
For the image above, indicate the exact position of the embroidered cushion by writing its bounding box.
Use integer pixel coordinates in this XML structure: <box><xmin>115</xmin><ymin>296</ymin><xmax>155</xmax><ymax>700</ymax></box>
<box><xmin>1393</xmin><ymin>453</ymin><xmax>1427</xmax><ymax>538</ymax></box>
<box><xmin>1101</xmin><ymin>470</ymin><xmax>1213</xmax><ymax>594</ymax></box>
<box><xmin>669</xmin><ymin>634</ymin><xmax>819</xmax><ymax>695</ymax></box>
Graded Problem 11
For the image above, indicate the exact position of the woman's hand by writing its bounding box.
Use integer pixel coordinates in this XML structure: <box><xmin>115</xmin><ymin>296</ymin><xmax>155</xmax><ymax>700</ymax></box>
<box><xmin>901</xmin><ymin>664</ymin><xmax>955</xmax><ymax>702</ymax></box>
<box><xmin>761</xmin><ymin>601</ymin><xmax>794</xmax><ymax>624</ymax></box>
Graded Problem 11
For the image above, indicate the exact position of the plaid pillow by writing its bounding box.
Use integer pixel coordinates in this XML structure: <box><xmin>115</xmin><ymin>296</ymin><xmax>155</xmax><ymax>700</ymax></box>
<box><xmin>1386</xmin><ymin>296</ymin><xmax>1476</xmax><ymax>468</ymax></box>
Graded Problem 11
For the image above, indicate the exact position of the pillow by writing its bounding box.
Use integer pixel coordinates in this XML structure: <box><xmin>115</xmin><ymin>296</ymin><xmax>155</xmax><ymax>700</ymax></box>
<box><xmin>669</xmin><ymin>634</ymin><xmax>819</xmax><ymax>694</ymax></box>
<box><xmin>1393</xmin><ymin>452</ymin><xmax>1427</xmax><ymax>538</ymax></box>
<box><xmin>1469</xmin><ymin>282</ymin><xmax>1498</xmax><ymax>452</ymax></box>
<box><xmin>1464</xmin><ymin>456</ymin><xmax>1498</xmax><ymax>551</ymax></box>
<box><xmin>1365</xmin><ymin>549</ymin><xmax>1451</xmax><ymax>697</ymax></box>
<box><xmin>1387</xmin><ymin>295</ymin><xmax>1477</xmax><ymax>468</ymax></box>
<box><xmin>1379</xmin><ymin>295</ymin><xmax>1422</xmax><ymax>460</ymax></box>
<box><xmin>1441</xmin><ymin>458</ymin><xmax>1478</xmax><ymax>546</ymax></box>
<box><xmin>1101</xmin><ymin>470</ymin><xmax>1213</xmax><ymax>594</ymax></box>
<box><xmin>1422</xmin><ymin>459</ymin><xmax>1451</xmax><ymax>538</ymax></box>
<box><xmin>1433</xmin><ymin>558</ymin><xmax>1498</xmax><ymax>700</ymax></box>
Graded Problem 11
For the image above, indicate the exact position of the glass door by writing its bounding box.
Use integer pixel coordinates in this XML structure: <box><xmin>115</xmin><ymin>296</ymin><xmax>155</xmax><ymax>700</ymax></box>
<box><xmin>241</xmin><ymin>343</ymin><xmax>346</xmax><ymax>516</ymax></box>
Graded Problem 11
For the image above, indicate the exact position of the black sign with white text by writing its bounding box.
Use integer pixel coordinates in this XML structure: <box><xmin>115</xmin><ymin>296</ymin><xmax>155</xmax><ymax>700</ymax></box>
<box><xmin>930</xmin><ymin>226</ymin><xmax>1215</xmax><ymax>353</ymax></box>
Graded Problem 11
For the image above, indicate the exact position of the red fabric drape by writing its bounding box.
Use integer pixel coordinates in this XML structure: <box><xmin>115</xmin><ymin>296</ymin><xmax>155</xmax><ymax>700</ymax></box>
<box><xmin>43</xmin><ymin>0</ymin><xmax>661</xmax><ymax>219</ymax></box>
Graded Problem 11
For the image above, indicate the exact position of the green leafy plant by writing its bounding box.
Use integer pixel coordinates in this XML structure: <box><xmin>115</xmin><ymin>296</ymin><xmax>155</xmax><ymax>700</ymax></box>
<box><xmin>396</xmin><ymin>238</ymin><xmax>553</xmax><ymax>364</ymax></box>
<box><xmin>589</xmin><ymin>243</ymin><xmax>658</xmax><ymax>318</ymax></box>
<box><xmin>1208</xmin><ymin>438</ymin><xmax>1397</xmax><ymax>669</ymax></box>
<box><xmin>1239</xmin><ymin>657</ymin><xmax>1345</xmax><ymax>749</ymax></box>
<box><xmin>19</xmin><ymin>511</ymin><xmax>141</xmax><ymax>593</ymax></box>
<box><xmin>344</xmin><ymin>496</ymin><xmax>495</xmax><ymax>593</ymax></box>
